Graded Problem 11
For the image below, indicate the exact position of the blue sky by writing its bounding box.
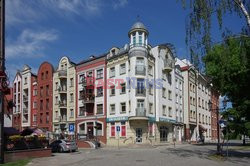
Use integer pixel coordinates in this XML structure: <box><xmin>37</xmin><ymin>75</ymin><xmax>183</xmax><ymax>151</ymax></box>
<box><xmin>5</xmin><ymin>0</ymin><xmax>245</xmax><ymax>81</ymax></box>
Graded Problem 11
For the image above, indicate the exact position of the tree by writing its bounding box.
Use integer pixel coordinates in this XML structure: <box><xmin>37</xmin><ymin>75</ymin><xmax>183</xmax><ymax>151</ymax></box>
<box><xmin>203</xmin><ymin>36</ymin><xmax>250</xmax><ymax>144</ymax></box>
<box><xmin>178</xmin><ymin>0</ymin><xmax>250</xmax><ymax>67</ymax></box>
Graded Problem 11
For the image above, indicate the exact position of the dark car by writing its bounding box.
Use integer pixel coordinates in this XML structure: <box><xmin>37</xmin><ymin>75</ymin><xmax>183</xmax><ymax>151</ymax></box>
<box><xmin>49</xmin><ymin>140</ymin><xmax>78</xmax><ymax>153</ymax></box>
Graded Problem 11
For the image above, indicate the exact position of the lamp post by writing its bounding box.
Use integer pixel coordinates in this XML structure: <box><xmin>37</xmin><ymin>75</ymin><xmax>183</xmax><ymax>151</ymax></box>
<box><xmin>208</xmin><ymin>98</ymin><xmax>228</xmax><ymax>155</ymax></box>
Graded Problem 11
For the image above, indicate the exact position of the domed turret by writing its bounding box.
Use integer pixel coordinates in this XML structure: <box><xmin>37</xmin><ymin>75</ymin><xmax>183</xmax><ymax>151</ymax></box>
<box><xmin>128</xmin><ymin>21</ymin><xmax>149</xmax><ymax>48</ymax></box>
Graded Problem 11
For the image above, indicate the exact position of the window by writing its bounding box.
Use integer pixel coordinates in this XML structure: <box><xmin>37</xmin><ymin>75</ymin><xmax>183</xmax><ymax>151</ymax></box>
<box><xmin>136</xmin><ymin>79</ymin><xmax>145</xmax><ymax>95</ymax></box>
<box><xmin>180</xmin><ymin>96</ymin><xmax>182</xmax><ymax>104</ymax></box>
<box><xmin>18</xmin><ymin>82</ymin><xmax>21</xmax><ymax>92</ymax></box>
<box><xmin>97</xmin><ymin>104</ymin><xmax>103</xmax><ymax>114</ymax></box>
<box><xmin>176</xmin><ymin>94</ymin><xmax>178</xmax><ymax>103</ymax></box>
<box><xmin>55</xmin><ymin>96</ymin><xmax>58</xmax><ymax>104</ymax></box>
<box><xmin>110</xmin><ymin>104</ymin><xmax>115</xmax><ymax>115</ymax></box>
<box><xmin>193</xmin><ymin>84</ymin><xmax>195</xmax><ymax>93</ymax></box>
<box><xmin>149</xmin><ymin>122</ymin><xmax>153</xmax><ymax>137</ymax></box>
<box><xmin>163</xmin><ymin>105</ymin><xmax>166</xmax><ymax>115</ymax></box>
<box><xmin>24</xmin><ymin>77</ymin><xmax>27</xmax><ymax>84</ymax></box>
<box><xmin>138</xmin><ymin>32</ymin><xmax>142</xmax><ymax>45</ymax></box>
<box><xmin>97</xmin><ymin>87</ymin><xmax>103</xmax><ymax>97</ymax></box>
<box><xmin>55</xmin><ymin>111</ymin><xmax>58</xmax><ymax>119</ymax></box>
<box><xmin>97</xmin><ymin>69</ymin><xmax>103</xmax><ymax>79</ymax></box>
<box><xmin>149</xmin><ymin>103</ymin><xmax>153</xmax><ymax>114</ymax></box>
<box><xmin>46</xmin><ymin>99</ymin><xmax>49</xmax><ymax>110</ymax></box>
<box><xmin>70</xmin><ymin>109</ymin><xmax>74</xmax><ymax>117</ymax></box>
<box><xmin>168</xmin><ymin>107</ymin><xmax>172</xmax><ymax>117</ymax></box>
<box><xmin>168</xmin><ymin>90</ymin><xmax>172</xmax><ymax>100</ymax></box>
<box><xmin>199</xmin><ymin>97</ymin><xmax>201</xmax><ymax>107</ymax></box>
<box><xmin>179</xmin><ymin>82</ymin><xmax>182</xmax><ymax>90</ymax></box>
<box><xmin>111</xmin><ymin>123</ymin><xmax>115</xmax><ymax>137</ymax></box>
<box><xmin>148</xmin><ymin>83</ymin><xmax>153</xmax><ymax>95</ymax></box>
<box><xmin>148</xmin><ymin>65</ymin><xmax>153</xmax><ymax>75</ymax></box>
<box><xmin>46</xmin><ymin>85</ymin><xmax>49</xmax><ymax>96</ymax></box>
<box><xmin>40</xmin><ymin>100</ymin><xmax>43</xmax><ymax>110</ymax></box>
<box><xmin>190</xmin><ymin>83</ymin><xmax>192</xmax><ymax>92</ymax></box>
<box><xmin>190</xmin><ymin>97</ymin><xmax>193</xmax><ymax>105</ymax></box>
<box><xmin>45</xmin><ymin>71</ymin><xmax>48</xmax><ymax>79</ymax></box>
<box><xmin>96</xmin><ymin>122</ymin><xmax>103</xmax><ymax>136</ymax></box>
<box><xmin>70</xmin><ymin>78</ymin><xmax>74</xmax><ymax>87</ymax></box>
<box><xmin>70</xmin><ymin>93</ymin><xmax>74</xmax><ymax>102</ymax></box>
<box><xmin>202</xmin><ymin>99</ymin><xmax>204</xmax><ymax>108</ymax></box>
<box><xmin>175</xmin><ymin>79</ymin><xmax>178</xmax><ymax>89</ymax></box>
<box><xmin>202</xmin><ymin>114</ymin><xmax>204</xmax><ymax>124</ymax></box>
<box><xmin>46</xmin><ymin>113</ymin><xmax>49</xmax><ymax>123</ymax></box>
<box><xmin>87</xmin><ymin>71</ymin><xmax>93</xmax><ymax>77</ymax></box>
<box><xmin>110</xmin><ymin>67</ymin><xmax>115</xmax><ymax>78</ymax></box>
<box><xmin>55</xmin><ymin>82</ymin><xmax>58</xmax><ymax>90</ymax></box>
<box><xmin>121</xmin><ymin>121</ymin><xmax>126</xmax><ymax>137</ymax></box>
<box><xmin>206</xmin><ymin>116</ymin><xmax>208</xmax><ymax>124</ymax></box>
<box><xmin>40</xmin><ymin>113</ymin><xmax>43</xmax><ymax>123</ymax></box>
<box><xmin>33</xmin><ymin>101</ymin><xmax>37</xmax><ymax>109</ymax></box>
<box><xmin>33</xmin><ymin>114</ymin><xmax>37</xmax><ymax>122</ymax></box>
<box><xmin>41</xmin><ymin>73</ymin><xmax>44</xmax><ymax>80</ymax></box>
<box><xmin>40</xmin><ymin>87</ymin><xmax>43</xmax><ymax>97</ymax></box>
<box><xmin>193</xmin><ymin>98</ymin><xmax>195</xmax><ymax>106</ymax></box>
<box><xmin>120</xmin><ymin>63</ymin><xmax>126</xmax><ymax>75</ymax></box>
<box><xmin>199</xmin><ymin>113</ymin><xmax>201</xmax><ymax>123</ymax></box>
<box><xmin>132</xmin><ymin>33</ymin><xmax>136</xmax><ymax>45</ymax></box>
<box><xmin>110</xmin><ymin>85</ymin><xmax>115</xmax><ymax>96</ymax></box>
<box><xmin>120</xmin><ymin>103</ymin><xmax>126</xmax><ymax>113</ymax></box>
<box><xmin>33</xmin><ymin>89</ymin><xmax>37</xmax><ymax>96</ymax></box>
<box><xmin>121</xmin><ymin>83</ymin><xmax>126</xmax><ymax>94</ymax></box>
<box><xmin>162</xmin><ymin>88</ymin><xmax>166</xmax><ymax>98</ymax></box>
<box><xmin>79</xmin><ymin>74</ymin><xmax>85</xmax><ymax>83</ymax></box>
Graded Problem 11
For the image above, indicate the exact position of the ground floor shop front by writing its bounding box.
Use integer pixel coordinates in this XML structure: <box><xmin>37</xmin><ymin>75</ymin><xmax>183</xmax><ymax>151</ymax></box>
<box><xmin>106</xmin><ymin>117</ymin><xmax>184</xmax><ymax>146</ymax></box>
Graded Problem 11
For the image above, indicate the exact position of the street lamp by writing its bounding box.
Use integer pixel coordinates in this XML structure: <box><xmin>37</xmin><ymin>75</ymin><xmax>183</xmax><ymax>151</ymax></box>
<box><xmin>208</xmin><ymin>98</ymin><xmax>228</xmax><ymax>155</ymax></box>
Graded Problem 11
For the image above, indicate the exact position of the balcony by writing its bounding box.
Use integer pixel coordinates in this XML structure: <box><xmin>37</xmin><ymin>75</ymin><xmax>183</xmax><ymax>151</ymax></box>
<box><xmin>23</xmin><ymin>108</ymin><xmax>28</xmax><ymax>114</ymax></box>
<box><xmin>136</xmin><ymin>88</ymin><xmax>146</xmax><ymax>97</ymax></box>
<box><xmin>79</xmin><ymin>78</ymin><xmax>95</xmax><ymax>86</ymax></box>
<box><xmin>129</xmin><ymin>108</ymin><xmax>148</xmax><ymax>120</ymax></box>
<box><xmin>163</xmin><ymin>59</ymin><xmax>175</xmax><ymax>72</ymax></box>
<box><xmin>58</xmin><ymin>70</ymin><xmax>67</xmax><ymax>78</ymax></box>
<box><xmin>135</xmin><ymin>65</ymin><xmax>146</xmax><ymax>75</ymax></box>
<box><xmin>58</xmin><ymin>87</ymin><xmax>67</xmax><ymax>93</ymax></box>
<box><xmin>59</xmin><ymin>116</ymin><xmax>67</xmax><ymax>122</ymax></box>
<box><xmin>23</xmin><ymin>96</ymin><xmax>28</xmax><ymax>103</ymax></box>
<box><xmin>80</xmin><ymin>93</ymin><xmax>95</xmax><ymax>103</ymax></box>
<box><xmin>59</xmin><ymin>102</ymin><xmax>67</xmax><ymax>108</ymax></box>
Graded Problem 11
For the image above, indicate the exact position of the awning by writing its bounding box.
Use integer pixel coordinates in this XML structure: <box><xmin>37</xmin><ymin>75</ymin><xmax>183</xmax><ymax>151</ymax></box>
<box><xmin>4</xmin><ymin>127</ymin><xmax>20</xmax><ymax>136</ymax></box>
<box><xmin>199</xmin><ymin>125</ymin><xmax>207</xmax><ymax>132</ymax></box>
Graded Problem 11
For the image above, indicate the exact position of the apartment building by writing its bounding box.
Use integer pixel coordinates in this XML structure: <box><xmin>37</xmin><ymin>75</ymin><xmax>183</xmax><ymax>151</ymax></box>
<box><xmin>173</xmin><ymin>64</ymin><xmax>184</xmax><ymax>142</ymax></box>
<box><xmin>53</xmin><ymin>57</ymin><xmax>76</xmax><ymax>136</ymax></box>
<box><xmin>76</xmin><ymin>55</ymin><xmax>107</xmax><ymax>144</ymax></box>
<box><xmin>30</xmin><ymin>76</ymin><xmax>37</xmax><ymax>128</ymax></box>
<box><xmin>37</xmin><ymin>62</ymin><xmax>54</xmax><ymax>131</ymax></box>
<box><xmin>176</xmin><ymin>59</ymin><xmax>198</xmax><ymax>142</ymax></box>
<box><xmin>12</xmin><ymin>71</ymin><xmax>22</xmax><ymax>131</ymax></box>
<box><xmin>197</xmin><ymin>73</ymin><xmax>212</xmax><ymax>141</ymax></box>
<box><xmin>211</xmin><ymin>89</ymin><xmax>219</xmax><ymax>141</ymax></box>
<box><xmin>21</xmin><ymin>65</ymin><xmax>36</xmax><ymax>129</ymax></box>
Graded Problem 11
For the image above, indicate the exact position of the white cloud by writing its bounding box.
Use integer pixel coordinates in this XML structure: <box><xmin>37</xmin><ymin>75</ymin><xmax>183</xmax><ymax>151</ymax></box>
<box><xmin>112</xmin><ymin>0</ymin><xmax>128</xmax><ymax>10</ymax></box>
<box><xmin>6</xmin><ymin>29</ymin><xmax>58</xmax><ymax>59</ymax></box>
<box><xmin>6</xmin><ymin>0</ymin><xmax>128</xmax><ymax>25</ymax></box>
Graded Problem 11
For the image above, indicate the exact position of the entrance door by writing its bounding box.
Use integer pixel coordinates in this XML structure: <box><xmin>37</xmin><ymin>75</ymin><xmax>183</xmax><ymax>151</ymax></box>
<box><xmin>87</xmin><ymin>122</ymin><xmax>94</xmax><ymax>139</ymax></box>
<box><xmin>136</xmin><ymin>128</ymin><xmax>142</xmax><ymax>143</ymax></box>
<box><xmin>160</xmin><ymin>126</ymin><xmax>168</xmax><ymax>142</ymax></box>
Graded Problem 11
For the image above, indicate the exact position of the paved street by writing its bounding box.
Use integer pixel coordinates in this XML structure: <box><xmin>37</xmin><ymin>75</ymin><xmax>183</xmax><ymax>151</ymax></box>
<box><xmin>28</xmin><ymin>143</ymin><xmax>250</xmax><ymax>166</ymax></box>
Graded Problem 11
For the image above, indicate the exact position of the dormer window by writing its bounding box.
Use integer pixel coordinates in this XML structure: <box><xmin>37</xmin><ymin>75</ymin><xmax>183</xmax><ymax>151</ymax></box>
<box><xmin>111</xmin><ymin>49</ymin><xmax>115</xmax><ymax>56</ymax></box>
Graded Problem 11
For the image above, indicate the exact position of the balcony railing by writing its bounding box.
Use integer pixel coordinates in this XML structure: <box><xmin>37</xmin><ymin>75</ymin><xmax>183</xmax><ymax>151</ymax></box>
<box><xmin>59</xmin><ymin>102</ymin><xmax>67</xmax><ymax>108</ymax></box>
<box><xmin>135</xmin><ymin>65</ymin><xmax>146</xmax><ymax>75</ymax></box>
<box><xmin>163</xmin><ymin>59</ymin><xmax>175</xmax><ymax>72</ymax></box>
<box><xmin>136</xmin><ymin>88</ymin><xmax>146</xmax><ymax>96</ymax></box>
<box><xmin>136</xmin><ymin>108</ymin><xmax>146</xmax><ymax>117</ymax></box>
<box><xmin>58</xmin><ymin>70</ymin><xmax>67</xmax><ymax>78</ymax></box>
<box><xmin>79</xmin><ymin>78</ymin><xmax>95</xmax><ymax>86</ymax></box>
<box><xmin>23</xmin><ymin>96</ymin><xmax>28</xmax><ymax>102</ymax></box>
<box><xmin>80</xmin><ymin>93</ymin><xmax>95</xmax><ymax>103</ymax></box>
<box><xmin>58</xmin><ymin>87</ymin><xmax>67</xmax><ymax>93</ymax></box>
<box><xmin>59</xmin><ymin>116</ymin><xmax>67</xmax><ymax>122</ymax></box>
<box><xmin>23</xmin><ymin>108</ymin><xmax>28</xmax><ymax>114</ymax></box>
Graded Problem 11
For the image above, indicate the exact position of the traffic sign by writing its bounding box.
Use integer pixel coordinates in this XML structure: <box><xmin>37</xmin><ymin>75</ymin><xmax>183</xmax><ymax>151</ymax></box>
<box><xmin>69</xmin><ymin>124</ymin><xmax>75</xmax><ymax>132</ymax></box>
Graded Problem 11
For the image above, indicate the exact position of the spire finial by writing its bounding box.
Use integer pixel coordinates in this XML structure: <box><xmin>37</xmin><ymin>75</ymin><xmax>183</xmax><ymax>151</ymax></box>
<box><xmin>137</xmin><ymin>15</ymin><xmax>140</xmax><ymax>22</ymax></box>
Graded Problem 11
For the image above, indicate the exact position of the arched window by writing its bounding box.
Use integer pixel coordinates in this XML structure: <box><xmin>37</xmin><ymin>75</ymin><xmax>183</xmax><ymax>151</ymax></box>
<box><xmin>138</xmin><ymin>32</ymin><xmax>142</xmax><ymax>46</ymax></box>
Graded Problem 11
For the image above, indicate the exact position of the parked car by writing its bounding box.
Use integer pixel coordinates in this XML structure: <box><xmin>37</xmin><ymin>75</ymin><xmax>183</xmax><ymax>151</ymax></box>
<box><xmin>49</xmin><ymin>140</ymin><xmax>78</xmax><ymax>153</ymax></box>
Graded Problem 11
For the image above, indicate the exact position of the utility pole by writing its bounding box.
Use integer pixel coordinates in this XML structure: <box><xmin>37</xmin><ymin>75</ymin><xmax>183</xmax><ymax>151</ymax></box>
<box><xmin>0</xmin><ymin>0</ymin><xmax>5</xmax><ymax>164</ymax></box>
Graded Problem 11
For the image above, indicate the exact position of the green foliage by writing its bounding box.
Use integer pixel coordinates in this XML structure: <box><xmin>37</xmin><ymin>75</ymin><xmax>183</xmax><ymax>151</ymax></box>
<box><xmin>178</xmin><ymin>0</ymin><xmax>250</xmax><ymax>67</ymax></box>
<box><xmin>205</xmin><ymin>36</ymin><xmax>250</xmax><ymax>136</ymax></box>
<box><xmin>0</xmin><ymin>159</ymin><xmax>30</xmax><ymax>166</ymax></box>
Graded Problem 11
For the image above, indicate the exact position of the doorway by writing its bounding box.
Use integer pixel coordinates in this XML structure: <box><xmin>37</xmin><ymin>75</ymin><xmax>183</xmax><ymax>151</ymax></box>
<box><xmin>160</xmin><ymin>126</ymin><xmax>168</xmax><ymax>142</ymax></box>
<box><xmin>136</xmin><ymin>128</ymin><xmax>142</xmax><ymax>143</ymax></box>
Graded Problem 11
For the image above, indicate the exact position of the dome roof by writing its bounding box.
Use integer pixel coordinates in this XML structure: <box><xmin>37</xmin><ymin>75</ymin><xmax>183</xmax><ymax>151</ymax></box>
<box><xmin>128</xmin><ymin>21</ymin><xmax>149</xmax><ymax>35</ymax></box>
